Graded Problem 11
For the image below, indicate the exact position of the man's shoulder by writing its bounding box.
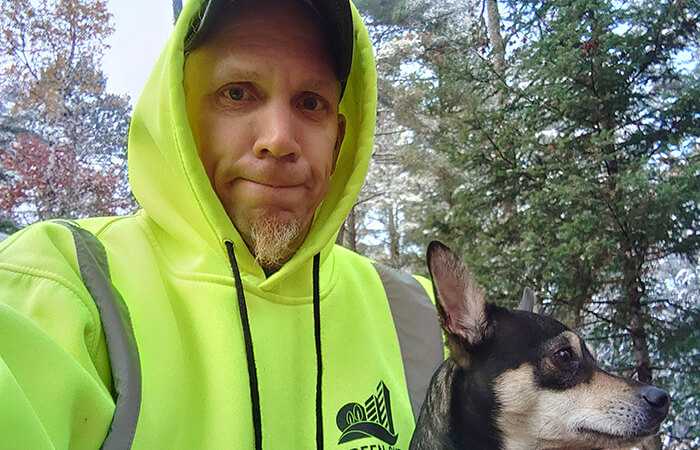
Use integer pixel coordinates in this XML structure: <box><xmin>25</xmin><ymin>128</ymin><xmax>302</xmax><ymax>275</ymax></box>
<box><xmin>331</xmin><ymin>244</ymin><xmax>397</xmax><ymax>277</ymax></box>
<box><xmin>0</xmin><ymin>220</ymin><xmax>81</xmax><ymax>262</ymax></box>
<box><xmin>0</xmin><ymin>220</ymin><xmax>103</xmax><ymax>332</ymax></box>
<box><xmin>331</xmin><ymin>244</ymin><xmax>434</xmax><ymax>298</ymax></box>
<box><xmin>331</xmin><ymin>243</ymin><xmax>373</xmax><ymax>264</ymax></box>
<box><xmin>0</xmin><ymin>215</ymin><xmax>136</xmax><ymax>278</ymax></box>
<box><xmin>0</xmin><ymin>221</ymin><xmax>88</xmax><ymax>297</ymax></box>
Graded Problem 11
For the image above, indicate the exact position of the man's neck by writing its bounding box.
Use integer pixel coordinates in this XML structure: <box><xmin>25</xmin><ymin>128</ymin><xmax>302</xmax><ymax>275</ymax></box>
<box><xmin>262</xmin><ymin>266</ymin><xmax>279</xmax><ymax>277</ymax></box>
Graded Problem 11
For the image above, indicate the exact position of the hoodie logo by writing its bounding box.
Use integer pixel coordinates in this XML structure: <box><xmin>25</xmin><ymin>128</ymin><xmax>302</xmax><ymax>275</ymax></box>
<box><xmin>336</xmin><ymin>381</ymin><xmax>398</xmax><ymax>445</ymax></box>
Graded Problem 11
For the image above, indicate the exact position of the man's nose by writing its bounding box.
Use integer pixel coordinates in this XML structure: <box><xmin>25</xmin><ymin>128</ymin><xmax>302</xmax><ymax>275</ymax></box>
<box><xmin>253</xmin><ymin>102</ymin><xmax>301</xmax><ymax>160</ymax></box>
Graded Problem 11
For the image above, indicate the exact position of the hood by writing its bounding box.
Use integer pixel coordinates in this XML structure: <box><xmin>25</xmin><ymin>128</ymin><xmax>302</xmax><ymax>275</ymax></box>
<box><xmin>127</xmin><ymin>0</ymin><xmax>377</xmax><ymax>290</ymax></box>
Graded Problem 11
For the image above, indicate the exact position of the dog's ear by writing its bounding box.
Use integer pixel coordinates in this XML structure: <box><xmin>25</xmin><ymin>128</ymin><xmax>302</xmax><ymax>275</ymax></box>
<box><xmin>517</xmin><ymin>287</ymin><xmax>539</xmax><ymax>314</ymax></box>
<box><xmin>427</xmin><ymin>241</ymin><xmax>488</xmax><ymax>347</ymax></box>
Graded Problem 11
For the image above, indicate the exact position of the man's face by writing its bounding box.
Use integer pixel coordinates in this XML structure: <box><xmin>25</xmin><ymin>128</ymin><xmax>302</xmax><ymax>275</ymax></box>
<box><xmin>184</xmin><ymin>0</ymin><xmax>346</xmax><ymax>269</ymax></box>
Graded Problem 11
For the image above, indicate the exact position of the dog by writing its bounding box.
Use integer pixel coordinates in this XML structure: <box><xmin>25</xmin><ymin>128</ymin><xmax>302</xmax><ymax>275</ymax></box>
<box><xmin>410</xmin><ymin>241</ymin><xmax>670</xmax><ymax>450</ymax></box>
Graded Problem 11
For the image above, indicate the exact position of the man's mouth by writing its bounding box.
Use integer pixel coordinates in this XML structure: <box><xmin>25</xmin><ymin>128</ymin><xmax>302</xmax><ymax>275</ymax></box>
<box><xmin>236</xmin><ymin>175</ymin><xmax>305</xmax><ymax>188</ymax></box>
<box><xmin>245</xmin><ymin>179</ymin><xmax>303</xmax><ymax>189</ymax></box>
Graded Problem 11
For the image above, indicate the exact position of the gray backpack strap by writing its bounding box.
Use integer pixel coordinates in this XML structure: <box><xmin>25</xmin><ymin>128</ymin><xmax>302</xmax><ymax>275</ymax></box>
<box><xmin>372</xmin><ymin>263</ymin><xmax>444</xmax><ymax>420</ymax></box>
<box><xmin>54</xmin><ymin>220</ymin><xmax>141</xmax><ymax>450</ymax></box>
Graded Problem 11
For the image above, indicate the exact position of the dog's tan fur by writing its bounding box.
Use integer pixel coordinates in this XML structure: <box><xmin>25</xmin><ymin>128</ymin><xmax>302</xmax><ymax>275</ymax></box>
<box><xmin>494</xmin><ymin>331</ymin><xmax>659</xmax><ymax>450</ymax></box>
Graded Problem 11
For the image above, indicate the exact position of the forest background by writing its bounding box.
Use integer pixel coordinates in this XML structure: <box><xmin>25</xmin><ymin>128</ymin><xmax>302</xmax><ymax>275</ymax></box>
<box><xmin>0</xmin><ymin>0</ymin><xmax>697</xmax><ymax>448</ymax></box>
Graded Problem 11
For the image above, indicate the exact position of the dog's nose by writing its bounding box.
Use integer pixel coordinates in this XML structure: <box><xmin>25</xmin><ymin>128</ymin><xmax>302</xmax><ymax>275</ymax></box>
<box><xmin>641</xmin><ymin>386</ymin><xmax>670</xmax><ymax>415</ymax></box>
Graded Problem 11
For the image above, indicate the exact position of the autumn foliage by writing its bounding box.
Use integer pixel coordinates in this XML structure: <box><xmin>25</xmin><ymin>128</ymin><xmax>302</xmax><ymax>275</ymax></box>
<box><xmin>1</xmin><ymin>135</ymin><xmax>131</xmax><ymax>223</ymax></box>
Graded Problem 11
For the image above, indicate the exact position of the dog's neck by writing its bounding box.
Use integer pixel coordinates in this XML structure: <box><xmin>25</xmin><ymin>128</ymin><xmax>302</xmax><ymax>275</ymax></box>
<box><xmin>411</xmin><ymin>358</ymin><xmax>501</xmax><ymax>449</ymax></box>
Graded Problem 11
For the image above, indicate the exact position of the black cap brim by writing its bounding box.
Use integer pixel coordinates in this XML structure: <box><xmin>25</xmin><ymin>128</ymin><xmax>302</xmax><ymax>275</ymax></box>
<box><xmin>184</xmin><ymin>0</ymin><xmax>353</xmax><ymax>84</ymax></box>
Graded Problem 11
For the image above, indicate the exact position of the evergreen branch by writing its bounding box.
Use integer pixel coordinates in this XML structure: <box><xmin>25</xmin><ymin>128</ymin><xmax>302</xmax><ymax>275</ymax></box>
<box><xmin>583</xmin><ymin>333</ymin><xmax>630</xmax><ymax>341</ymax></box>
<box><xmin>374</xmin><ymin>129</ymin><xmax>408</xmax><ymax>137</ymax></box>
<box><xmin>355</xmin><ymin>192</ymin><xmax>386</xmax><ymax>206</ymax></box>
<box><xmin>553</xmin><ymin>294</ymin><xmax>630</xmax><ymax>330</ymax></box>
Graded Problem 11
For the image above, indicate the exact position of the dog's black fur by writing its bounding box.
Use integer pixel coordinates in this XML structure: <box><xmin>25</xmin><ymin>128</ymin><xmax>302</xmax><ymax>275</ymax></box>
<box><xmin>410</xmin><ymin>241</ymin><xmax>670</xmax><ymax>450</ymax></box>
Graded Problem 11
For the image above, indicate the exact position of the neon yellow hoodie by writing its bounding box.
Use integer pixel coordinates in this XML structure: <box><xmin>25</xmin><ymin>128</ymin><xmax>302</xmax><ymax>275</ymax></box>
<box><xmin>0</xmin><ymin>1</ymin><xmax>442</xmax><ymax>448</ymax></box>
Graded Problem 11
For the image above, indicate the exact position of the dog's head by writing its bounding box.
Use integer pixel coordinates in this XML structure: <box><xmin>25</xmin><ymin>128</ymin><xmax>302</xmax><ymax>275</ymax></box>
<box><xmin>427</xmin><ymin>241</ymin><xmax>670</xmax><ymax>449</ymax></box>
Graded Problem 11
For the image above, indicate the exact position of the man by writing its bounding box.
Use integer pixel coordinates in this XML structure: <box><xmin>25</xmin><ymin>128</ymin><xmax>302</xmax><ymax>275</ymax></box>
<box><xmin>0</xmin><ymin>0</ymin><xmax>443</xmax><ymax>448</ymax></box>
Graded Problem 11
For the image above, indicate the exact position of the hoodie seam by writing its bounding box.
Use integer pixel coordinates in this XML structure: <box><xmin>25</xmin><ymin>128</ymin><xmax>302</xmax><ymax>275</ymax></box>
<box><xmin>0</xmin><ymin>263</ymin><xmax>102</xmax><ymax>360</ymax></box>
<box><xmin>135</xmin><ymin>214</ymin><xmax>339</xmax><ymax>305</ymax></box>
<box><xmin>90</xmin><ymin>214</ymin><xmax>137</xmax><ymax>238</ymax></box>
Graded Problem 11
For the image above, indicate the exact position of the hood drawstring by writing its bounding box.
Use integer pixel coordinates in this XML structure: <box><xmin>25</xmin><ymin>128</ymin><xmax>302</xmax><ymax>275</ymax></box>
<box><xmin>225</xmin><ymin>241</ymin><xmax>324</xmax><ymax>449</ymax></box>
<box><xmin>226</xmin><ymin>241</ymin><xmax>262</xmax><ymax>450</ymax></box>
<box><xmin>313</xmin><ymin>252</ymin><xmax>323</xmax><ymax>448</ymax></box>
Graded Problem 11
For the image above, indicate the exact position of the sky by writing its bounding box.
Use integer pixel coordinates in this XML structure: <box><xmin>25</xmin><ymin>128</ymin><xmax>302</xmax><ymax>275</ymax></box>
<box><xmin>102</xmin><ymin>0</ymin><xmax>175</xmax><ymax>104</ymax></box>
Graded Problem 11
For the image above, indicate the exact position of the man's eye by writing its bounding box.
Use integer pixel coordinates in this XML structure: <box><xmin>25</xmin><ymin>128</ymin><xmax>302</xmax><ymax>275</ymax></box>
<box><xmin>302</xmin><ymin>97</ymin><xmax>319</xmax><ymax>110</ymax></box>
<box><xmin>301</xmin><ymin>95</ymin><xmax>327</xmax><ymax>111</ymax></box>
<box><xmin>228</xmin><ymin>87</ymin><xmax>245</xmax><ymax>101</ymax></box>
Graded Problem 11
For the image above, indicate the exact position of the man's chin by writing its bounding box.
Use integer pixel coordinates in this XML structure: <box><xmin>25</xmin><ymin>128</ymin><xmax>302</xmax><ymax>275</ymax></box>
<box><xmin>242</xmin><ymin>213</ymin><xmax>302</xmax><ymax>270</ymax></box>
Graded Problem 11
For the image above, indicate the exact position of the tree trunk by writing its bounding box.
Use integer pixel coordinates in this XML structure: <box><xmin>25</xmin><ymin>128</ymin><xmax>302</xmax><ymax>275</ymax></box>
<box><xmin>347</xmin><ymin>206</ymin><xmax>357</xmax><ymax>252</ymax></box>
<box><xmin>336</xmin><ymin>206</ymin><xmax>357</xmax><ymax>252</ymax></box>
<box><xmin>172</xmin><ymin>0</ymin><xmax>183</xmax><ymax>24</ymax></box>
<box><xmin>335</xmin><ymin>222</ymin><xmax>345</xmax><ymax>246</ymax></box>
<box><xmin>485</xmin><ymin>0</ymin><xmax>506</xmax><ymax>76</ymax></box>
<box><xmin>387</xmin><ymin>205</ymin><xmax>401</xmax><ymax>268</ymax></box>
<box><xmin>624</xmin><ymin>254</ymin><xmax>662</xmax><ymax>450</ymax></box>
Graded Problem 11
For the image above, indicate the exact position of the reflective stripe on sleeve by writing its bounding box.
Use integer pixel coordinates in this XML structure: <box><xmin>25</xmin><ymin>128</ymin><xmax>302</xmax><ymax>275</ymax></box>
<box><xmin>55</xmin><ymin>220</ymin><xmax>141</xmax><ymax>450</ymax></box>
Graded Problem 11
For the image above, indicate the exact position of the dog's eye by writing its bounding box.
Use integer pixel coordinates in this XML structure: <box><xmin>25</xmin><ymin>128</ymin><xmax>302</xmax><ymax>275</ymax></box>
<box><xmin>553</xmin><ymin>347</ymin><xmax>574</xmax><ymax>368</ymax></box>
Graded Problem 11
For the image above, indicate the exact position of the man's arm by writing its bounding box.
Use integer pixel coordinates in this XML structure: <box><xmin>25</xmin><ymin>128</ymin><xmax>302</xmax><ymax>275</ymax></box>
<box><xmin>0</xmin><ymin>222</ymin><xmax>115</xmax><ymax>449</ymax></box>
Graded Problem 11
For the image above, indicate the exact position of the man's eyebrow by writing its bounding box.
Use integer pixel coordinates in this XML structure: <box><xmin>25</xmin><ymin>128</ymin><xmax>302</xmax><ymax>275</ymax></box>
<box><xmin>215</xmin><ymin>67</ymin><xmax>262</xmax><ymax>82</ymax></box>
<box><xmin>213</xmin><ymin>66</ymin><xmax>340</xmax><ymax>94</ymax></box>
<box><xmin>302</xmin><ymin>79</ymin><xmax>340</xmax><ymax>94</ymax></box>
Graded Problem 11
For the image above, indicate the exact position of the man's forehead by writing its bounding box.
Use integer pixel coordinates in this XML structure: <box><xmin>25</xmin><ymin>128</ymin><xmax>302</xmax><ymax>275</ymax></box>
<box><xmin>184</xmin><ymin>0</ymin><xmax>354</xmax><ymax>88</ymax></box>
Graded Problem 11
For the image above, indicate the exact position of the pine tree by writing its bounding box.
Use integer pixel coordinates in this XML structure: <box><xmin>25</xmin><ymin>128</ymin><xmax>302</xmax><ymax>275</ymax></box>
<box><xmin>357</xmin><ymin>0</ymin><xmax>699</xmax><ymax>446</ymax></box>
